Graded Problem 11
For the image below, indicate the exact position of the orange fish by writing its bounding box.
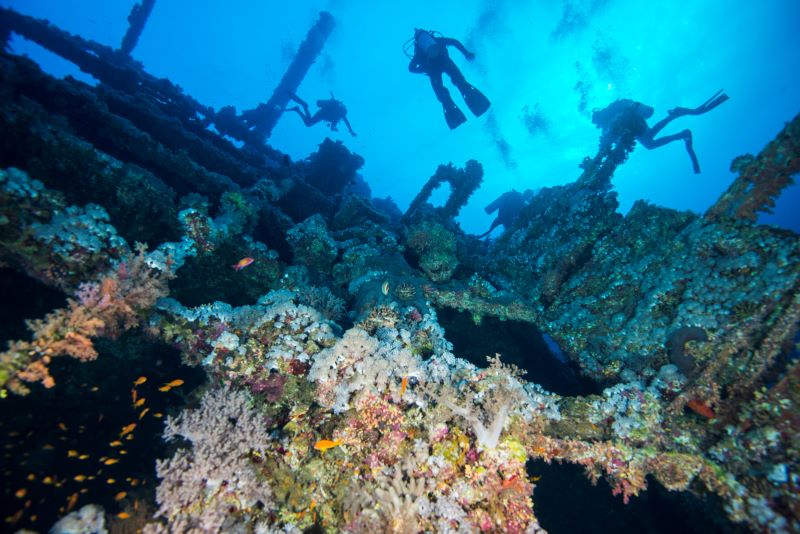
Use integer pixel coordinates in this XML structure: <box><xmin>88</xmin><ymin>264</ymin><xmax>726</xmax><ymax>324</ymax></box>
<box><xmin>57</xmin><ymin>423</ymin><xmax>68</xmax><ymax>432</ymax></box>
<box><xmin>114</xmin><ymin>491</ymin><xmax>127</xmax><ymax>501</ymax></box>
<box><xmin>107</xmin><ymin>478</ymin><xmax>116</xmax><ymax>484</ymax></box>
<box><xmin>73</xmin><ymin>475</ymin><xmax>87</xmax><ymax>482</ymax></box>
<box><xmin>65</xmin><ymin>492</ymin><xmax>78</xmax><ymax>513</ymax></box>
<box><xmin>133</xmin><ymin>398</ymin><xmax>146</xmax><ymax>408</ymax></box>
<box><xmin>133</xmin><ymin>376</ymin><xmax>147</xmax><ymax>386</ymax></box>
<box><xmin>67</xmin><ymin>450</ymin><xmax>79</xmax><ymax>458</ymax></box>
<box><xmin>313</xmin><ymin>439</ymin><xmax>341</xmax><ymax>451</ymax></box>
<box><xmin>103</xmin><ymin>458</ymin><xmax>119</xmax><ymax>466</ymax></box>
<box><xmin>131</xmin><ymin>388</ymin><xmax>138</xmax><ymax>405</ymax></box>
<box><xmin>78</xmin><ymin>454</ymin><xmax>90</xmax><ymax>460</ymax></box>
<box><xmin>686</xmin><ymin>399</ymin><xmax>715</xmax><ymax>419</ymax></box>
<box><xmin>117</xmin><ymin>512</ymin><xmax>130</xmax><ymax>519</ymax></box>
<box><xmin>232</xmin><ymin>257</ymin><xmax>255</xmax><ymax>271</ymax></box>
<box><xmin>14</xmin><ymin>488</ymin><xmax>26</xmax><ymax>499</ymax></box>
<box><xmin>139</xmin><ymin>408</ymin><xmax>150</xmax><ymax>420</ymax></box>
<box><xmin>400</xmin><ymin>376</ymin><xmax>408</xmax><ymax>398</ymax></box>
<box><xmin>109</xmin><ymin>441</ymin><xmax>123</xmax><ymax>447</ymax></box>
<box><xmin>120</xmin><ymin>423</ymin><xmax>136</xmax><ymax>437</ymax></box>
<box><xmin>159</xmin><ymin>379</ymin><xmax>184</xmax><ymax>392</ymax></box>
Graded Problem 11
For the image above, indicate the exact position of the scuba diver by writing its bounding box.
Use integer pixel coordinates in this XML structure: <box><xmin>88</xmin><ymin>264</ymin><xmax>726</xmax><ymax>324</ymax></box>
<box><xmin>405</xmin><ymin>28</ymin><xmax>491</xmax><ymax>129</ymax></box>
<box><xmin>478</xmin><ymin>188</ymin><xmax>536</xmax><ymax>238</ymax></box>
<box><xmin>592</xmin><ymin>89</ymin><xmax>729</xmax><ymax>173</ymax></box>
<box><xmin>284</xmin><ymin>92</ymin><xmax>357</xmax><ymax>137</ymax></box>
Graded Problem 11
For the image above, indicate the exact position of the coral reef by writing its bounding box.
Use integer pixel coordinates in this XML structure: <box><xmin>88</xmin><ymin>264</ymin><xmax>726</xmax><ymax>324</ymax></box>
<box><xmin>1</xmin><ymin>11</ymin><xmax>799</xmax><ymax>533</ymax></box>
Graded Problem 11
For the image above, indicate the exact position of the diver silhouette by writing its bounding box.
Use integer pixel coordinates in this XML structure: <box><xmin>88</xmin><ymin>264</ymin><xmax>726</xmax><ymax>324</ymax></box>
<box><xmin>406</xmin><ymin>29</ymin><xmax>491</xmax><ymax>129</ymax></box>
<box><xmin>592</xmin><ymin>90</ymin><xmax>729</xmax><ymax>173</ymax></box>
<box><xmin>284</xmin><ymin>92</ymin><xmax>356</xmax><ymax>137</ymax></box>
<box><xmin>478</xmin><ymin>189</ymin><xmax>535</xmax><ymax>239</ymax></box>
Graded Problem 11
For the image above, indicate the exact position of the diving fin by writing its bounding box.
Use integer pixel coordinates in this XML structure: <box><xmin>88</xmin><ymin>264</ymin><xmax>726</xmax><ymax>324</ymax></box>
<box><xmin>444</xmin><ymin>104</ymin><xmax>467</xmax><ymax>129</ymax></box>
<box><xmin>460</xmin><ymin>85</ymin><xmax>491</xmax><ymax>117</ymax></box>
<box><xmin>698</xmin><ymin>89</ymin><xmax>729</xmax><ymax>113</ymax></box>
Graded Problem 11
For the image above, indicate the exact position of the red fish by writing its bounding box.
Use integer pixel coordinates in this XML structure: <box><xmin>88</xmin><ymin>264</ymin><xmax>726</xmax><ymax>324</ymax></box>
<box><xmin>686</xmin><ymin>399</ymin><xmax>715</xmax><ymax>419</ymax></box>
<box><xmin>232</xmin><ymin>257</ymin><xmax>255</xmax><ymax>271</ymax></box>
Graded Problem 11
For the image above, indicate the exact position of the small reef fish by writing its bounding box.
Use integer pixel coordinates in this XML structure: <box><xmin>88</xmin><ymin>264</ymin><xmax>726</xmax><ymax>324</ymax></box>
<box><xmin>57</xmin><ymin>423</ymin><xmax>68</xmax><ymax>432</ymax></box>
<box><xmin>131</xmin><ymin>389</ymin><xmax>137</xmax><ymax>405</ymax></box>
<box><xmin>686</xmin><ymin>399</ymin><xmax>715</xmax><ymax>419</ymax></box>
<box><xmin>14</xmin><ymin>488</ymin><xmax>26</xmax><ymax>499</ymax></box>
<box><xmin>73</xmin><ymin>475</ymin><xmax>87</xmax><ymax>482</ymax></box>
<box><xmin>400</xmin><ymin>376</ymin><xmax>408</xmax><ymax>398</ymax></box>
<box><xmin>232</xmin><ymin>257</ymin><xmax>255</xmax><ymax>271</ymax></box>
<box><xmin>65</xmin><ymin>492</ymin><xmax>78</xmax><ymax>513</ymax></box>
<box><xmin>106</xmin><ymin>478</ymin><xmax>116</xmax><ymax>484</ymax></box>
<box><xmin>114</xmin><ymin>491</ymin><xmax>127</xmax><ymax>501</ymax></box>
<box><xmin>133</xmin><ymin>398</ymin><xmax>146</xmax><ymax>408</ymax></box>
<box><xmin>103</xmin><ymin>458</ymin><xmax>120</xmax><ymax>466</ymax></box>
<box><xmin>67</xmin><ymin>450</ymin><xmax>79</xmax><ymax>458</ymax></box>
<box><xmin>139</xmin><ymin>408</ymin><xmax>150</xmax><ymax>420</ymax></box>
<box><xmin>133</xmin><ymin>376</ymin><xmax>147</xmax><ymax>386</ymax></box>
<box><xmin>159</xmin><ymin>379</ymin><xmax>184</xmax><ymax>392</ymax></box>
<box><xmin>109</xmin><ymin>440</ymin><xmax>123</xmax><ymax>447</ymax></box>
<box><xmin>120</xmin><ymin>423</ymin><xmax>136</xmax><ymax>437</ymax></box>
<box><xmin>117</xmin><ymin>512</ymin><xmax>130</xmax><ymax>519</ymax></box>
<box><xmin>381</xmin><ymin>281</ymin><xmax>390</xmax><ymax>295</ymax></box>
<box><xmin>313</xmin><ymin>439</ymin><xmax>342</xmax><ymax>451</ymax></box>
<box><xmin>78</xmin><ymin>454</ymin><xmax>90</xmax><ymax>460</ymax></box>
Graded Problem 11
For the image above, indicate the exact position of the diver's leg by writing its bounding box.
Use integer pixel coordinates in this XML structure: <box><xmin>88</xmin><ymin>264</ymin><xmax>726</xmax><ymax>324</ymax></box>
<box><xmin>290</xmin><ymin>94</ymin><xmax>311</xmax><ymax>115</ymax></box>
<box><xmin>304</xmin><ymin>110</ymin><xmax>326</xmax><ymax>127</ymax></box>
<box><xmin>647</xmin><ymin>114</ymin><xmax>682</xmax><ymax>138</ymax></box>
<box><xmin>430</xmin><ymin>72</ymin><xmax>466</xmax><ymax>129</ymax></box>
<box><xmin>640</xmin><ymin>130</ymin><xmax>700</xmax><ymax>173</ymax></box>
<box><xmin>429</xmin><ymin>72</ymin><xmax>456</xmax><ymax>108</ymax></box>
<box><xmin>478</xmin><ymin>218</ymin><xmax>503</xmax><ymax>239</ymax></box>
<box><xmin>444</xmin><ymin>59</ymin><xmax>490</xmax><ymax>116</ymax></box>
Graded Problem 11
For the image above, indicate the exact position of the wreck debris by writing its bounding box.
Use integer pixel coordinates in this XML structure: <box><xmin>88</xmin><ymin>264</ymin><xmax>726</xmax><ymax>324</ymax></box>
<box><xmin>119</xmin><ymin>0</ymin><xmax>156</xmax><ymax>57</ymax></box>
<box><xmin>706</xmin><ymin>113</ymin><xmax>800</xmax><ymax>223</ymax></box>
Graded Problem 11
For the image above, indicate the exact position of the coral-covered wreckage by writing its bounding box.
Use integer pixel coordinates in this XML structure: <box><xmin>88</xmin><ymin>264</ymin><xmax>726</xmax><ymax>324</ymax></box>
<box><xmin>1</xmin><ymin>7</ymin><xmax>800</xmax><ymax>534</ymax></box>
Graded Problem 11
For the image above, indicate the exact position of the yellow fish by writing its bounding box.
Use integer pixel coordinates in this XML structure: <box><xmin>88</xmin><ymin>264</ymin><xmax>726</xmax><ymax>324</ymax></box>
<box><xmin>106</xmin><ymin>478</ymin><xmax>116</xmax><ymax>484</ymax></box>
<box><xmin>73</xmin><ymin>475</ymin><xmax>87</xmax><ymax>482</ymax></box>
<box><xmin>133</xmin><ymin>376</ymin><xmax>147</xmax><ymax>386</ymax></box>
<box><xmin>42</xmin><ymin>476</ymin><xmax>54</xmax><ymax>485</ymax></box>
<box><xmin>313</xmin><ymin>438</ymin><xmax>342</xmax><ymax>451</ymax></box>
<box><xmin>14</xmin><ymin>488</ymin><xmax>26</xmax><ymax>499</ymax></box>
<box><xmin>114</xmin><ymin>491</ymin><xmax>127</xmax><ymax>501</ymax></box>
<box><xmin>133</xmin><ymin>398</ymin><xmax>146</xmax><ymax>408</ymax></box>
<box><xmin>109</xmin><ymin>441</ymin><xmax>123</xmax><ymax>447</ymax></box>
<box><xmin>67</xmin><ymin>450</ymin><xmax>79</xmax><ymax>458</ymax></box>
<box><xmin>120</xmin><ymin>423</ymin><xmax>136</xmax><ymax>437</ymax></box>
<box><xmin>138</xmin><ymin>408</ymin><xmax>150</xmax><ymax>420</ymax></box>
<box><xmin>153</xmin><ymin>412</ymin><xmax>164</xmax><ymax>418</ymax></box>
<box><xmin>78</xmin><ymin>454</ymin><xmax>90</xmax><ymax>460</ymax></box>
<box><xmin>103</xmin><ymin>458</ymin><xmax>119</xmax><ymax>466</ymax></box>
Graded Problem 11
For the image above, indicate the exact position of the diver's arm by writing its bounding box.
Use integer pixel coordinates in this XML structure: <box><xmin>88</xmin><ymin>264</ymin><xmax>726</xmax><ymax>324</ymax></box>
<box><xmin>440</xmin><ymin>37</ymin><xmax>475</xmax><ymax>60</ymax></box>
<box><xmin>408</xmin><ymin>55</ymin><xmax>425</xmax><ymax>73</ymax></box>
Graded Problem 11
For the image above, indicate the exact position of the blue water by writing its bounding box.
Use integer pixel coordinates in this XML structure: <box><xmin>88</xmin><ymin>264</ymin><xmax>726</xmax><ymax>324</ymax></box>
<box><xmin>4</xmin><ymin>0</ymin><xmax>799</xmax><ymax>234</ymax></box>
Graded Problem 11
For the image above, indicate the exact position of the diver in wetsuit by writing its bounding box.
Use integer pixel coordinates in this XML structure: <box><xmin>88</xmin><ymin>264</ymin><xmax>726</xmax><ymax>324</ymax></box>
<box><xmin>592</xmin><ymin>90</ymin><xmax>729</xmax><ymax>173</ymax></box>
<box><xmin>284</xmin><ymin>93</ymin><xmax>357</xmax><ymax>137</ymax></box>
<box><xmin>478</xmin><ymin>188</ymin><xmax>535</xmax><ymax>239</ymax></box>
<box><xmin>406</xmin><ymin>29</ymin><xmax>491</xmax><ymax>129</ymax></box>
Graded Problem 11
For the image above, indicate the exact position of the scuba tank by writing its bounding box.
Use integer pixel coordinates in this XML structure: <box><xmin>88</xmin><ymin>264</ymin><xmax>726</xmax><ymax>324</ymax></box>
<box><xmin>415</xmin><ymin>29</ymin><xmax>442</xmax><ymax>58</ymax></box>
